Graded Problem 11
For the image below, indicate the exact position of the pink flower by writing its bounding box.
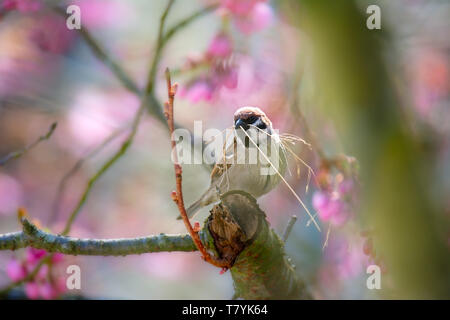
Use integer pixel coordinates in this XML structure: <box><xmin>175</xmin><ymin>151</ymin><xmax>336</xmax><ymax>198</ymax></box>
<box><xmin>24</xmin><ymin>282</ymin><xmax>40</xmax><ymax>299</ymax></box>
<box><xmin>312</xmin><ymin>191</ymin><xmax>346</xmax><ymax>223</ymax></box>
<box><xmin>73</xmin><ymin>0</ymin><xmax>133</xmax><ymax>29</ymax></box>
<box><xmin>207</xmin><ymin>33</ymin><xmax>233</xmax><ymax>59</ymax></box>
<box><xmin>39</xmin><ymin>282</ymin><xmax>57</xmax><ymax>300</ymax></box>
<box><xmin>321</xmin><ymin>198</ymin><xmax>344</xmax><ymax>221</ymax></box>
<box><xmin>51</xmin><ymin>253</ymin><xmax>64</xmax><ymax>264</ymax></box>
<box><xmin>180</xmin><ymin>81</ymin><xmax>213</xmax><ymax>103</ymax></box>
<box><xmin>234</xmin><ymin>2</ymin><xmax>274</xmax><ymax>34</ymax></box>
<box><xmin>2</xmin><ymin>0</ymin><xmax>41</xmax><ymax>12</ymax></box>
<box><xmin>54</xmin><ymin>277</ymin><xmax>67</xmax><ymax>295</ymax></box>
<box><xmin>36</xmin><ymin>264</ymin><xmax>49</xmax><ymax>282</ymax></box>
<box><xmin>220</xmin><ymin>68</ymin><xmax>238</xmax><ymax>89</ymax></box>
<box><xmin>29</xmin><ymin>14</ymin><xmax>76</xmax><ymax>54</ymax></box>
<box><xmin>338</xmin><ymin>179</ymin><xmax>354</xmax><ymax>195</ymax></box>
<box><xmin>6</xmin><ymin>259</ymin><xmax>27</xmax><ymax>282</ymax></box>
<box><xmin>329</xmin><ymin>208</ymin><xmax>350</xmax><ymax>226</ymax></box>
<box><xmin>222</xmin><ymin>0</ymin><xmax>264</xmax><ymax>15</ymax></box>
<box><xmin>25</xmin><ymin>248</ymin><xmax>47</xmax><ymax>264</ymax></box>
<box><xmin>312</xmin><ymin>191</ymin><xmax>329</xmax><ymax>212</ymax></box>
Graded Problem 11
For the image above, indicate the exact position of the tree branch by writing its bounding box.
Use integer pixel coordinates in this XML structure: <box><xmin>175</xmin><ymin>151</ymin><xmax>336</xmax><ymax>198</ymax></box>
<box><xmin>0</xmin><ymin>219</ymin><xmax>197</xmax><ymax>255</ymax></box>
<box><xmin>162</xmin><ymin>4</ymin><xmax>218</xmax><ymax>43</ymax></box>
<box><xmin>0</xmin><ymin>122</ymin><xmax>57</xmax><ymax>166</ymax></box>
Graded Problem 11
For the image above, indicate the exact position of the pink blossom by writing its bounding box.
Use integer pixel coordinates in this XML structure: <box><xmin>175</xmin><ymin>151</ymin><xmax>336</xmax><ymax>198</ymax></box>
<box><xmin>6</xmin><ymin>259</ymin><xmax>27</xmax><ymax>282</ymax></box>
<box><xmin>51</xmin><ymin>253</ymin><xmax>64</xmax><ymax>264</ymax></box>
<box><xmin>322</xmin><ymin>236</ymin><xmax>369</xmax><ymax>282</ymax></box>
<box><xmin>180</xmin><ymin>81</ymin><xmax>213</xmax><ymax>103</ymax></box>
<box><xmin>29</xmin><ymin>14</ymin><xmax>76</xmax><ymax>54</ymax></box>
<box><xmin>338</xmin><ymin>179</ymin><xmax>354</xmax><ymax>195</ymax></box>
<box><xmin>25</xmin><ymin>248</ymin><xmax>47</xmax><ymax>264</ymax></box>
<box><xmin>329</xmin><ymin>208</ymin><xmax>350</xmax><ymax>226</ymax></box>
<box><xmin>54</xmin><ymin>277</ymin><xmax>67</xmax><ymax>295</ymax></box>
<box><xmin>221</xmin><ymin>68</ymin><xmax>238</xmax><ymax>89</ymax></box>
<box><xmin>320</xmin><ymin>198</ymin><xmax>344</xmax><ymax>221</ymax></box>
<box><xmin>234</xmin><ymin>2</ymin><xmax>274</xmax><ymax>34</ymax></box>
<box><xmin>24</xmin><ymin>282</ymin><xmax>40</xmax><ymax>299</ymax></box>
<box><xmin>39</xmin><ymin>282</ymin><xmax>57</xmax><ymax>299</ymax></box>
<box><xmin>312</xmin><ymin>191</ymin><xmax>329</xmax><ymax>212</ymax></box>
<box><xmin>207</xmin><ymin>33</ymin><xmax>233</xmax><ymax>59</ymax></box>
<box><xmin>312</xmin><ymin>191</ymin><xmax>348</xmax><ymax>224</ymax></box>
<box><xmin>222</xmin><ymin>0</ymin><xmax>264</xmax><ymax>15</ymax></box>
<box><xmin>36</xmin><ymin>264</ymin><xmax>49</xmax><ymax>282</ymax></box>
<box><xmin>73</xmin><ymin>0</ymin><xmax>133</xmax><ymax>29</ymax></box>
<box><xmin>2</xmin><ymin>0</ymin><xmax>41</xmax><ymax>12</ymax></box>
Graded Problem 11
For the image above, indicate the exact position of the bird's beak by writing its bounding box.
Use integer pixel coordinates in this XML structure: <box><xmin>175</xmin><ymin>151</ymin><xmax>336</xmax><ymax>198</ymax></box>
<box><xmin>235</xmin><ymin>118</ymin><xmax>249</xmax><ymax>131</ymax></box>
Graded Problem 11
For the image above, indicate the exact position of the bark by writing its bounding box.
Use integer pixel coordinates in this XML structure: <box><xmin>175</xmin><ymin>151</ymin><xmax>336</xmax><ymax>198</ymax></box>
<box><xmin>206</xmin><ymin>191</ymin><xmax>312</xmax><ymax>299</ymax></box>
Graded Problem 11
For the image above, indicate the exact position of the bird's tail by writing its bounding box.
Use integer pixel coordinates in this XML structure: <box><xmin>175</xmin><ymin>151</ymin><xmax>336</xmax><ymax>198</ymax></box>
<box><xmin>176</xmin><ymin>199</ymin><xmax>204</xmax><ymax>220</ymax></box>
<box><xmin>176</xmin><ymin>187</ymin><xmax>218</xmax><ymax>220</ymax></box>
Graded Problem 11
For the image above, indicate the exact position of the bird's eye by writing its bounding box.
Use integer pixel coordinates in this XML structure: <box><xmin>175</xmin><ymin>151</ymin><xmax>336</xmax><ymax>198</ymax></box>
<box><xmin>247</xmin><ymin>115</ymin><xmax>258</xmax><ymax>123</ymax></box>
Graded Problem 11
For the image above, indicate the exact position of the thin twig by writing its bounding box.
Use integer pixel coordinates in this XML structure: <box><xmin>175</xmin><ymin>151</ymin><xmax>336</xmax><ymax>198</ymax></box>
<box><xmin>282</xmin><ymin>215</ymin><xmax>298</xmax><ymax>242</ymax></box>
<box><xmin>0</xmin><ymin>122</ymin><xmax>57</xmax><ymax>166</ymax></box>
<box><xmin>145</xmin><ymin>0</ymin><xmax>175</xmax><ymax>95</ymax></box>
<box><xmin>164</xmin><ymin>68</ymin><xmax>231</xmax><ymax>269</ymax></box>
<box><xmin>52</xmin><ymin>6</ymin><xmax>140</xmax><ymax>96</ymax></box>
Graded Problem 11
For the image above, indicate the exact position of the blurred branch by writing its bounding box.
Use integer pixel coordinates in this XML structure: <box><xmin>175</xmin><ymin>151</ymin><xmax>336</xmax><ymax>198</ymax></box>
<box><xmin>0</xmin><ymin>122</ymin><xmax>57</xmax><ymax>166</ymax></box>
<box><xmin>52</xmin><ymin>6</ymin><xmax>140</xmax><ymax>95</ymax></box>
<box><xmin>162</xmin><ymin>4</ymin><xmax>219</xmax><ymax>43</ymax></box>
<box><xmin>145</xmin><ymin>0</ymin><xmax>175</xmax><ymax>95</ymax></box>
<box><xmin>0</xmin><ymin>218</ymin><xmax>197</xmax><ymax>255</ymax></box>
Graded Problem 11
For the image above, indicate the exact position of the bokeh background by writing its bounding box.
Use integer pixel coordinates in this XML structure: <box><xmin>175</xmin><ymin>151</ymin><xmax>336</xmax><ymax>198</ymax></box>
<box><xmin>0</xmin><ymin>0</ymin><xmax>449</xmax><ymax>299</ymax></box>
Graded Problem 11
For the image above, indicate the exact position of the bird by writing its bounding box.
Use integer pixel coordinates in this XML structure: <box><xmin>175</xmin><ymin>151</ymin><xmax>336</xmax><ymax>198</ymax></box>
<box><xmin>178</xmin><ymin>106</ymin><xmax>287</xmax><ymax>220</ymax></box>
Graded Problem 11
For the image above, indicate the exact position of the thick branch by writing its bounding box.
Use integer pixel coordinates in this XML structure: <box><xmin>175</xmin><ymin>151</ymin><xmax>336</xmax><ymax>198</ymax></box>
<box><xmin>208</xmin><ymin>191</ymin><xmax>312</xmax><ymax>299</ymax></box>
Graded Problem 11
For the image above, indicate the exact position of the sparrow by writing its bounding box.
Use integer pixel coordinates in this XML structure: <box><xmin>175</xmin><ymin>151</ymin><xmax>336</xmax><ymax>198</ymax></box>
<box><xmin>178</xmin><ymin>106</ymin><xmax>287</xmax><ymax>220</ymax></box>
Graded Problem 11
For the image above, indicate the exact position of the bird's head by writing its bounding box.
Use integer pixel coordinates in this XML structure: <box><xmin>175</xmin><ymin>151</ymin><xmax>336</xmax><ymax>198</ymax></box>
<box><xmin>234</xmin><ymin>106</ymin><xmax>272</xmax><ymax>135</ymax></box>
